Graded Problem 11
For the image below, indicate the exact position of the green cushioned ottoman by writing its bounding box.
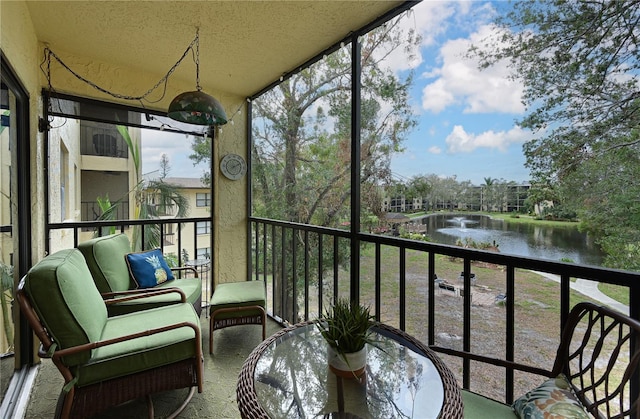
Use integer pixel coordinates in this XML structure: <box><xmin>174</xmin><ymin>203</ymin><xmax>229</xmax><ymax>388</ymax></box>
<box><xmin>209</xmin><ymin>280</ymin><xmax>266</xmax><ymax>354</ymax></box>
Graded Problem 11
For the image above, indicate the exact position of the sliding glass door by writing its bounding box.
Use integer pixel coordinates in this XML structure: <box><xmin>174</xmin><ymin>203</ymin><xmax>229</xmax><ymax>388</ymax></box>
<box><xmin>0</xmin><ymin>54</ymin><xmax>33</xmax><ymax>406</ymax></box>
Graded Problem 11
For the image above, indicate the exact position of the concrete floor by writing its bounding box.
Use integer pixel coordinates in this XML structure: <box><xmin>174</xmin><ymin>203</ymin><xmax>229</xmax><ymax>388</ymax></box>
<box><xmin>24</xmin><ymin>315</ymin><xmax>283</xmax><ymax>419</ymax></box>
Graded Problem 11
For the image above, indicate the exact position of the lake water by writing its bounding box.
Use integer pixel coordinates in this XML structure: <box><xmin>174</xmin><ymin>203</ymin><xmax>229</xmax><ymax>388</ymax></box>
<box><xmin>419</xmin><ymin>214</ymin><xmax>605</xmax><ymax>267</ymax></box>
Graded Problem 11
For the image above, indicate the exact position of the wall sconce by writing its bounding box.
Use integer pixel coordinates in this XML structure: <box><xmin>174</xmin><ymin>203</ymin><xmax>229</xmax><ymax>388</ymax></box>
<box><xmin>168</xmin><ymin>29</ymin><xmax>228</xmax><ymax>126</ymax></box>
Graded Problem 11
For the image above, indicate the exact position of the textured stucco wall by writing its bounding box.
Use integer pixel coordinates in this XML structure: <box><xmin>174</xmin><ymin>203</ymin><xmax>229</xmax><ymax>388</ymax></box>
<box><xmin>1</xmin><ymin>0</ymin><xmax>45</xmax><ymax>264</ymax></box>
<box><xmin>213</xmin><ymin>111</ymin><xmax>248</xmax><ymax>287</ymax></box>
<box><xmin>1</xmin><ymin>0</ymin><xmax>249</xmax><ymax>290</ymax></box>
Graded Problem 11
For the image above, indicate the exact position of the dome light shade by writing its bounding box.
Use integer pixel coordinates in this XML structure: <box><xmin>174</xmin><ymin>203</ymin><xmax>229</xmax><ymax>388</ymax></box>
<box><xmin>168</xmin><ymin>90</ymin><xmax>228</xmax><ymax>125</ymax></box>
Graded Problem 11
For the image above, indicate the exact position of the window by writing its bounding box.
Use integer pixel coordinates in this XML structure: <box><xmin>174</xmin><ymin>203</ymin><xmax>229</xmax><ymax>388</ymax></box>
<box><xmin>197</xmin><ymin>247</ymin><xmax>210</xmax><ymax>259</ymax></box>
<box><xmin>196</xmin><ymin>193</ymin><xmax>210</xmax><ymax>207</ymax></box>
<box><xmin>196</xmin><ymin>221</ymin><xmax>211</xmax><ymax>235</ymax></box>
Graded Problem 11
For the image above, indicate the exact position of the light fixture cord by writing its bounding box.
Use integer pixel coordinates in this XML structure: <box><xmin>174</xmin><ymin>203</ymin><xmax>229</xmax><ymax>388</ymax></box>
<box><xmin>41</xmin><ymin>29</ymin><xmax>200</xmax><ymax>104</ymax></box>
<box><xmin>195</xmin><ymin>27</ymin><xmax>202</xmax><ymax>92</ymax></box>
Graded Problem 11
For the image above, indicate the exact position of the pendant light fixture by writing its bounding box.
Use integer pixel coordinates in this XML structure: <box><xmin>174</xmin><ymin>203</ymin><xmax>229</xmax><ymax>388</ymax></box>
<box><xmin>168</xmin><ymin>28</ymin><xmax>227</xmax><ymax>126</ymax></box>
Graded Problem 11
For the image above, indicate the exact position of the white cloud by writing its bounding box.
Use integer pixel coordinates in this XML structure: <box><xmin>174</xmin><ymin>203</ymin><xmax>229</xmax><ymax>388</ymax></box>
<box><xmin>445</xmin><ymin>125</ymin><xmax>533</xmax><ymax>153</ymax></box>
<box><xmin>428</xmin><ymin>145</ymin><xmax>442</xmax><ymax>154</ymax></box>
<box><xmin>386</xmin><ymin>1</ymin><xmax>459</xmax><ymax>72</ymax></box>
<box><xmin>421</xmin><ymin>24</ymin><xmax>525</xmax><ymax>115</ymax></box>
<box><xmin>141</xmin><ymin>130</ymin><xmax>206</xmax><ymax>178</ymax></box>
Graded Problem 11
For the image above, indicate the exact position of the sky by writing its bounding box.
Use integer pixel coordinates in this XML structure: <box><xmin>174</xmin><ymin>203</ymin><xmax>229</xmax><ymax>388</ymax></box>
<box><xmin>142</xmin><ymin>1</ymin><xmax>533</xmax><ymax>186</ymax></box>
<box><xmin>389</xmin><ymin>0</ymin><xmax>535</xmax><ymax>186</ymax></box>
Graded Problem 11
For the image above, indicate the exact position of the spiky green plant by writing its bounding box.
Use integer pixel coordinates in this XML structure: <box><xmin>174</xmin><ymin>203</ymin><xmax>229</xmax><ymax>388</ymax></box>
<box><xmin>316</xmin><ymin>297</ymin><xmax>375</xmax><ymax>354</ymax></box>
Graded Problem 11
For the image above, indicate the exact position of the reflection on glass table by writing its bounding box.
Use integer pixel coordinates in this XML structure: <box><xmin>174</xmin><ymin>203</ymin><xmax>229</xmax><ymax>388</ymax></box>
<box><xmin>237</xmin><ymin>322</ymin><xmax>463</xmax><ymax>419</ymax></box>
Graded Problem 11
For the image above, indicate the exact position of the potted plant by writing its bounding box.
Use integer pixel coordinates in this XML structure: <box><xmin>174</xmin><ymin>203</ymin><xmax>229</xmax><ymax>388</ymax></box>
<box><xmin>316</xmin><ymin>297</ymin><xmax>375</xmax><ymax>378</ymax></box>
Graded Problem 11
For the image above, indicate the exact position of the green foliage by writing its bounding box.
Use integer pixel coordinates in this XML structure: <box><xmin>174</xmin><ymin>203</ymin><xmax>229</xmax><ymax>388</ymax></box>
<box><xmin>475</xmin><ymin>0</ymin><xmax>640</xmax><ymax>271</ymax></box>
<box><xmin>245</xmin><ymin>13</ymin><xmax>421</xmax><ymax>314</ymax></box>
<box><xmin>455</xmin><ymin>237</ymin><xmax>499</xmax><ymax>251</ymax></box>
<box><xmin>399</xmin><ymin>232</ymin><xmax>431</xmax><ymax>242</ymax></box>
<box><xmin>540</xmin><ymin>205</ymin><xmax>577</xmax><ymax>222</ymax></box>
<box><xmin>189</xmin><ymin>134</ymin><xmax>211</xmax><ymax>186</ymax></box>
<box><xmin>163</xmin><ymin>252</ymin><xmax>179</xmax><ymax>268</ymax></box>
<box><xmin>316</xmin><ymin>298</ymin><xmax>375</xmax><ymax>353</ymax></box>
<box><xmin>95</xmin><ymin>195</ymin><xmax>117</xmax><ymax>236</ymax></box>
<box><xmin>98</xmin><ymin>127</ymin><xmax>190</xmax><ymax>251</ymax></box>
<box><xmin>250</xmin><ymin>14</ymin><xmax>419</xmax><ymax>228</ymax></box>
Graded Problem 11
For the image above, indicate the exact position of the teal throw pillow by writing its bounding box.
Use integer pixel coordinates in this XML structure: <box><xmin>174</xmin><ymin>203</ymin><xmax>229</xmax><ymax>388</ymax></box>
<box><xmin>125</xmin><ymin>249</ymin><xmax>174</xmax><ymax>288</ymax></box>
<box><xmin>512</xmin><ymin>374</ymin><xmax>589</xmax><ymax>419</ymax></box>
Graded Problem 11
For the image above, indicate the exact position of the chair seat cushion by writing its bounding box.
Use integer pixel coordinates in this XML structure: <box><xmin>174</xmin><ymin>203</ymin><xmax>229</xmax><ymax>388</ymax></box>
<box><xmin>210</xmin><ymin>280</ymin><xmax>265</xmax><ymax>319</ymax></box>
<box><xmin>75</xmin><ymin>303</ymin><xmax>200</xmax><ymax>387</ymax></box>
<box><xmin>462</xmin><ymin>390</ymin><xmax>518</xmax><ymax>419</ymax></box>
<box><xmin>155</xmin><ymin>278</ymin><xmax>202</xmax><ymax>307</ymax></box>
<box><xmin>106</xmin><ymin>278</ymin><xmax>202</xmax><ymax>316</ymax></box>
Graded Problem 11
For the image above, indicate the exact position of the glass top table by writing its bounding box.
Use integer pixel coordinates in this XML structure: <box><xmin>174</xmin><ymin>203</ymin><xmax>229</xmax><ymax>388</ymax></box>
<box><xmin>237</xmin><ymin>321</ymin><xmax>463</xmax><ymax>418</ymax></box>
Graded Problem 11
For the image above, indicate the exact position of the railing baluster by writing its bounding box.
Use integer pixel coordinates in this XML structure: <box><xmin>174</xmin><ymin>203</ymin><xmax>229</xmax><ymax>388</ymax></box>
<box><xmin>281</xmin><ymin>226</ymin><xmax>286</xmax><ymax>319</ymax></box>
<box><xmin>506</xmin><ymin>265</ymin><xmax>515</xmax><ymax>403</ymax></box>
<box><xmin>304</xmin><ymin>230</ymin><xmax>310</xmax><ymax>321</ymax></box>
<box><xmin>318</xmin><ymin>233</ymin><xmax>324</xmax><ymax>317</ymax></box>
<box><xmin>428</xmin><ymin>252</ymin><xmax>435</xmax><ymax>346</ymax></box>
<box><xmin>333</xmin><ymin>235</ymin><xmax>338</xmax><ymax>304</ymax></box>
<box><xmin>463</xmin><ymin>257</ymin><xmax>471</xmax><ymax>389</ymax></box>
<box><xmin>375</xmin><ymin>243</ymin><xmax>381</xmax><ymax>322</ymax></box>
<box><xmin>271</xmin><ymin>223</ymin><xmax>276</xmax><ymax>319</ymax></box>
<box><xmin>262</xmin><ymin>223</ymin><xmax>267</xmax><ymax>283</ymax></box>
<box><xmin>292</xmin><ymin>227</ymin><xmax>297</xmax><ymax>322</ymax></box>
<box><xmin>399</xmin><ymin>246</ymin><xmax>406</xmax><ymax>331</ymax></box>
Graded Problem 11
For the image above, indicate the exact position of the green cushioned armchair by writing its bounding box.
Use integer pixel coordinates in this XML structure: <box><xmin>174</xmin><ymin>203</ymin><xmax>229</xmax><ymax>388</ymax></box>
<box><xmin>16</xmin><ymin>248</ymin><xmax>204</xmax><ymax>419</ymax></box>
<box><xmin>78</xmin><ymin>233</ymin><xmax>203</xmax><ymax>316</ymax></box>
<box><xmin>461</xmin><ymin>302</ymin><xmax>640</xmax><ymax>419</ymax></box>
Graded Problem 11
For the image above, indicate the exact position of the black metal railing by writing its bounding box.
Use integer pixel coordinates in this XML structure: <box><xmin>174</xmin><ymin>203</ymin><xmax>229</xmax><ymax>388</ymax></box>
<box><xmin>249</xmin><ymin>216</ymin><xmax>640</xmax><ymax>404</ymax></box>
<box><xmin>80</xmin><ymin>201</ymin><xmax>130</xmax><ymax>222</ymax></box>
<box><xmin>45</xmin><ymin>215</ymin><xmax>639</xmax><ymax>404</ymax></box>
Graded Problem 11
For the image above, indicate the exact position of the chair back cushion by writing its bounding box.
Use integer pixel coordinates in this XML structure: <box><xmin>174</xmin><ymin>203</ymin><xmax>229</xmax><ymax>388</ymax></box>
<box><xmin>78</xmin><ymin>233</ymin><xmax>132</xmax><ymax>292</ymax></box>
<box><xmin>24</xmin><ymin>248</ymin><xmax>107</xmax><ymax>366</ymax></box>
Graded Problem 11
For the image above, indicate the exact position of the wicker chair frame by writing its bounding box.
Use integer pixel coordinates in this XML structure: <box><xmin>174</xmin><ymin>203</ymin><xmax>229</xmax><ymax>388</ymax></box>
<box><xmin>436</xmin><ymin>302</ymin><xmax>640</xmax><ymax>419</ymax></box>
<box><xmin>551</xmin><ymin>302</ymin><xmax>640</xmax><ymax>419</ymax></box>
<box><xmin>237</xmin><ymin>320</ymin><xmax>464</xmax><ymax>419</ymax></box>
<box><xmin>17</xmin><ymin>278</ymin><xmax>204</xmax><ymax>419</ymax></box>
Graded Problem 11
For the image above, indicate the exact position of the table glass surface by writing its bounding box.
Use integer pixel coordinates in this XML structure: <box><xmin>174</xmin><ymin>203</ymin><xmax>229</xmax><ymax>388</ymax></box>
<box><xmin>253</xmin><ymin>324</ymin><xmax>444</xmax><ymax>418</ymax></box>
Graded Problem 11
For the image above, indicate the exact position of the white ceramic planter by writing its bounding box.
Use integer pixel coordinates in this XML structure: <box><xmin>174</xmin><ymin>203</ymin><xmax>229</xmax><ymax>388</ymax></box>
<box><xmin>327</xmin><ymin>346</ymin><xmax>367</xmax><ymax>378</ymax></box>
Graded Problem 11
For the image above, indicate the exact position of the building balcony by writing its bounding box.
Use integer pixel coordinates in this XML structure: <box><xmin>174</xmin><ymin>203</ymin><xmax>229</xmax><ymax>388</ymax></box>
<box><xmin>15</xmin><ymin>216</ymin><xmax>637</xmax><ymax>418</ymax></box>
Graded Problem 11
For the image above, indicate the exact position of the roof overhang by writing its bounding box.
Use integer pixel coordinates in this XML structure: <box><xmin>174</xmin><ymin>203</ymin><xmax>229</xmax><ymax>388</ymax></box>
<box><xmin>25</xmin><ymin>1</ymin><xmax>410</xmax><ymax>99</ymax></box>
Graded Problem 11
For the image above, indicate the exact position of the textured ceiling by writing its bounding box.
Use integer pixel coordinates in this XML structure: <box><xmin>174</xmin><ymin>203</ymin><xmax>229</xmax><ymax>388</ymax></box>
<box><xmin>25</xmin><ymin>1</ymin><xmax>406</xmax><ymax>98</ymax></box>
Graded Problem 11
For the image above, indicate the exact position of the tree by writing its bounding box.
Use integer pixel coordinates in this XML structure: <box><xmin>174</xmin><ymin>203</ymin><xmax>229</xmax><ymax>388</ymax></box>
<box><xmin>96</xmin><ymin>128</ymin><xmax>189</xmax><ymax>251</ymax></box>
<box><xmin>246</xmin><ymin>14</ymin><xmax>420</xmax><ymax>320</ymax></box>
<box><xmin>189</xmin><ymin>133</ymin><xmax>212</xmax><ymax>186</ymax></box>
<box><xmin>482</xmin><ymin>177</ymin><xmax>496</xmax><ymax>211</ymax></box>
<box><xmin>475</xmin><ymin>0</ymin><xmax>640</xmax><ymax>269</ymax></box>
<box><xmin>159</xmin><ymin>153</ymin><xmax>171</xmax><ymax>179</ymax></box>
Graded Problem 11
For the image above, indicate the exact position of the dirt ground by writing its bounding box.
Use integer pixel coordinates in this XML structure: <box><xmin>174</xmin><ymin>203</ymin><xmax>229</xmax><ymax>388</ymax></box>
<box><xmin>357</xmin><ymin>252</ymin><xmax>596</xmax><ymax>402</ymax></box>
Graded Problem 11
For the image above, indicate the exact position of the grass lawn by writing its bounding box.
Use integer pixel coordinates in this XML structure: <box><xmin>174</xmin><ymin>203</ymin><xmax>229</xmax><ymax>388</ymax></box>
<box><xmin>355</xmin><ymin>243</ymin><xmax>600</xmax><ymax>399</ymax></box>
<box><xmin>258</xmin><ymin>236</ymin><xmax>620</xmax><ymax>401</ymax></box>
